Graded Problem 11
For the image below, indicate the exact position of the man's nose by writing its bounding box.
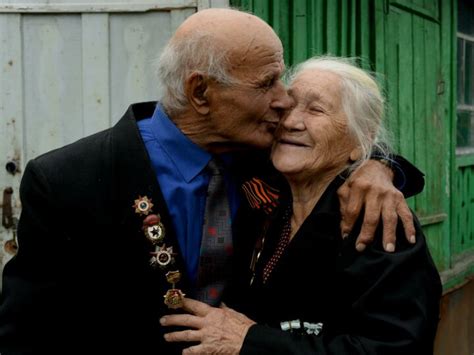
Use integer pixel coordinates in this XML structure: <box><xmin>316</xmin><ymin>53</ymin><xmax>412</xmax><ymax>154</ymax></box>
<box><xmin>271</xmin><ymin>81</ymin><xmax>294</xmax><ymax>110</ymax></box>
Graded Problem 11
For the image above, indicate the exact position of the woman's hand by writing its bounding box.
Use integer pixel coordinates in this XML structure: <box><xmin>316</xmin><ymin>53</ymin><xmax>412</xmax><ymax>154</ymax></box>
<box><xmin>338</xmin><ymin>160</ymin><xmax>416</xmax><ymax>252</ymax></box>
<box><xmin>161</xmin><ymin>298</ymin><xmax>256</xmax><ymax>354</ymax></box>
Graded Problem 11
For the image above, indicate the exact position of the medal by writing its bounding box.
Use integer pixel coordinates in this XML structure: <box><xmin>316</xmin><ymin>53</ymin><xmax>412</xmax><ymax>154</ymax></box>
<box><xmin>163</xmin><ymin>289</ymin><xmax>186</xmax><ymax>309</ymax></box>
<box><xmin>150</xmin><ymin>244</ymin><xmax>176</xmax><ymax>269</ymax></box>
<box><xmin>163</xmin><ymin>270</ymin><xmax>185</xmax><ymax>309</ymax></box>
<box><xmin>133</xmin><ymin>196</ymin><xmax>154</xmax><ymax>216</ymax></box>
<box><xmin>143</xmin><ymin>214</ymin><xmax>165</xmax><ymax>245</ymax></box>
<box><xmin>132</xmin><ymin>196</ymin><xmax>185</xmax><ymax>310</ymax></box>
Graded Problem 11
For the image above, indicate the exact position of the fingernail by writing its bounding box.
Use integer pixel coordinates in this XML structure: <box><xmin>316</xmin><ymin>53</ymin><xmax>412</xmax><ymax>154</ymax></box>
<box><xmin>163</xmin><ymin>333</ymin><xmax>169</xmax><ymax>340</ymax></box>
<box><xmin>160</xmin><ymin>316</ymin><xmax>167</xmax><ymax>325</ymax></box>
<box><xmin>342</xmin><ymin>233</ymin><xmax>349</xmax><ymax>239</ymax></box>
<box><xmin>356</xmin><ymin>243</ymin><xmax>366</xmax><ymax>252</ymax></box>
<box><xmin>385</xmin><ymin>243</ymin><xmax>395</xmax><ymax>252</ymax></box>
<box><xmin>409</xmin><ymin>235</ymin><xmax>416</xmax><ymax>244</ymax></box>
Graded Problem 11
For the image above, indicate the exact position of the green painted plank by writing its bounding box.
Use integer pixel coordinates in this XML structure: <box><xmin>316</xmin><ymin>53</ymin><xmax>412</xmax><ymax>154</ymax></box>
<box><xmin>360</xmin><ymin>0</ymin><xmax>371</xmax><ymax>68</ymax></box>
<box><xmin>311</xmin><ymin>0</ymin><xmax>325</xmax><ymax>56</ymax></box>
<box><xmin>326</xmin><ymin>0</ymin><xmax>338</xmax><ymax>55</ymax></box>
<box><xmin>350</xmin><ymin>0</ymin><xmax>357</xmax><ymax>56</ymax></box>
<box><xmin>469</xmin><ymin>167</ymin><xmax>474</xmax><ymax>250</ymax></box>
<box><xmin>424</xmin><ymin>20</ymin><xmax>443</xmax><ymax>214</ymax></box>
<box><xmin>457</xmin><ymin>168</ymin><xmax>467</xmax><ymax>255</ymax></box>
<box><xmin>397</xmin><ymin>11</ymin><xmax>415</xmax><ymax>161</ymax></box>
<box><xmin>440</xmin><ymin>0</ymin><xmax>454</xmax><ymax>272</ymax></box>
<box><xmin>252</xmin><ymin>0</ymin><xmax>269</xmax><ymax>22</ymax></box>
<box><xmin>413</xmin><ymin>15</ymin><xmax>427</xmax><ymax>216</ymax></box>
<box><xmin>374</xmin><ymin>0</ymin><xmax>385</xmax><ymax>70</ymax></box>
<box><xmin>424</xmin><ymin>224</ymin><xmax>445</xmax><ymax>270</ymax></box>
<box><xmin>397</xmin><ymin>10</ymin><xmax>416</xmax><ymax>210</ymax></box>
<box><xmin>340</xmin><ymin>0</ymin><xmax>348</xmax><ymax>56</ymax></box>
<box><xmin>454</xmin><ymin>170</ymin><xmax>460</xmax><ymax>258</ymax></box>
<box><xmin>267</xmin><ymin>0</ymin><xmax>291</xmax><ymax>67</ymax></box>
<box><xmin>385</xmin><ymin>9</ymin><xmax>401</xmax><ymax>152</ymax></box>
<box><xmin>292</xmin><ymin>0</ymin><xmax>308</xmax><ymax>64</ymax></box>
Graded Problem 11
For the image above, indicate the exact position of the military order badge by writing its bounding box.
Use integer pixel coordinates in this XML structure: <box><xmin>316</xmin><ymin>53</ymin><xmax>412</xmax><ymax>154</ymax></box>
<box><xmin>150</xmin><ymin>244</ymin><xmax>176</xmax><ymax>269</ymax></box>
<box><xmin>143</xmin><ymin>214</ymin><xmax>165</xmax><ymax>245</ymax></box>
<box><xmin>133</xmin><ymin>196</ymin><xmax>154</xmax><ymax>216</ymax></box>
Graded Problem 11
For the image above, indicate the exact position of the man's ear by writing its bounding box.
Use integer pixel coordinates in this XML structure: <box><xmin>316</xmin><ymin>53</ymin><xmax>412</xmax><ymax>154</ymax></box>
<box><xmin>349</xmin><ymin>147</ymin><xmax>362</xmax><ymax>162</ymax></box>
<box><xmin>185</xmin><ymin>72</ymin><xmax>210</xmax><ymax>115</ymax></box>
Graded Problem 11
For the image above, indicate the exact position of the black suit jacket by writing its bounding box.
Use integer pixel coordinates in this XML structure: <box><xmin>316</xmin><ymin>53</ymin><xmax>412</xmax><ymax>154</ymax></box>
<box><xmin>0</xmin><ymin>102</ymin><xmax>425</xmax><ymax>355</ymax></box>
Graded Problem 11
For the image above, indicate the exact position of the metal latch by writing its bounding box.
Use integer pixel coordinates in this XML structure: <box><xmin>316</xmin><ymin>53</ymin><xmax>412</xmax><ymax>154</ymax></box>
<box><xmin>2</xmin><ymin>187</ymin><xmax>14</xmax><ymax>229</ymax></box>
<box><xmin>2</xmin><ymin>187</ymin><xmax>18</xmax><ymax>255</ymax></box>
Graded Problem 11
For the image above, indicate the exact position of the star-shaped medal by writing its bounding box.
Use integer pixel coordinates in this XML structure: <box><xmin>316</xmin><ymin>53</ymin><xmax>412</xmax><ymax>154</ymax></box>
<box><xmin>133</xmin><ymin>196</ymin><xmax>154</xmax><ymax>216</ymax></box>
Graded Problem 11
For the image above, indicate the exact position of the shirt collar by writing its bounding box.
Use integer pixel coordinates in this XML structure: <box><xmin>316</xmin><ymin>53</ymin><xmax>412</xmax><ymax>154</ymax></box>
<box><xmin>149</xmin><ymin>104</ymin><xmax>211</xmax><ymax>182</ymax></box>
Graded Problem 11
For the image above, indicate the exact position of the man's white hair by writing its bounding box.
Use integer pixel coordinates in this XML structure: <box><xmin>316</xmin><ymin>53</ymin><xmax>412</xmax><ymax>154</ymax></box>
<box><xmin>288</xmin><ymin>56</ymin><xmax>391</xmax><ymax>168</ymax></box>
<box><xmin>155</xmin><ymin>31</ymin><xmax>238</xmax><ymax>115</ymax></box>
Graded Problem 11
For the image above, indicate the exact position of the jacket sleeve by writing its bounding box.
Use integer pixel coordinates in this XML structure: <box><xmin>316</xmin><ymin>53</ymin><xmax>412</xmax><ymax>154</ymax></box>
<box><xmin>240</xmin><ymin>217</ymin><xmax>441</xmax><ymax>355</ymax></box>
<box><xmin>0</xmin><ymin>160</ymin><xmax>74</xmax><ymax>354</ymax></box>
<box><xmin>374</xmin><ymin>154</ymin><xmax>425</xmax><ymax>198</ymax></box>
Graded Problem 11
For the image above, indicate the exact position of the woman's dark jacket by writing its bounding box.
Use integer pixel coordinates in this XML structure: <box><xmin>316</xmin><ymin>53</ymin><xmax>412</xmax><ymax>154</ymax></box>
<box><xmin>226</xmin><ymin>176</ymin><xmax>442</xmax><ymax>355</ymax></box>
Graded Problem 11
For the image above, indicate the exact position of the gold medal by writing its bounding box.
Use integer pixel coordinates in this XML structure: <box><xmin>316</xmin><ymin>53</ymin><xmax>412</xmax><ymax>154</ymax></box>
<box><xmin>165</xmin><ymin>270</ymin><xmax>181</xmax><ymax>284</ymax></box>
<box><xmin>164</xmin><ymin>288</ymin><xmax>185</xmax><ymax>309</ymax></box>
<box><xmin>163</xmin><ymin>270</ymin><xmax>184</xmax><ymax>309</ymax></box>
<box><xmin>133</xmin><ymin>196</ymin><xmax>154</xmax><ymax>216</ymax></box>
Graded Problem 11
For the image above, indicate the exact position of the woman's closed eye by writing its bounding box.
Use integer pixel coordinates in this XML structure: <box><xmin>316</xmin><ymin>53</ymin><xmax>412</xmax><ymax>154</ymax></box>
<box><xmin>308</xmin><ymin>105</ymin><xmax>325</xmax><ymax>114</ymax></box>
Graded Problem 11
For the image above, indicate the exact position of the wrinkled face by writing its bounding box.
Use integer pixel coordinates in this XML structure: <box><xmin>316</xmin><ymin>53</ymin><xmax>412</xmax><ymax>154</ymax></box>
<box><xmin>271</xmin><ymin>69</ymin><xmax>358</xmax><ymax>180</ymax></box>
<box><xmin>206</xmin><ymin>38</ymin><xmax>293</xmax><ymax>150</ymax></box>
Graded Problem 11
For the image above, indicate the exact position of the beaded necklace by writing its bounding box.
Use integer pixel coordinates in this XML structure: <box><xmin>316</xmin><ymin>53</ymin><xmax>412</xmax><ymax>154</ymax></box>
<box><xmin>262</xmin><ymin>205</ymin><xmax>293</xmax><ymax>284</ymax></box>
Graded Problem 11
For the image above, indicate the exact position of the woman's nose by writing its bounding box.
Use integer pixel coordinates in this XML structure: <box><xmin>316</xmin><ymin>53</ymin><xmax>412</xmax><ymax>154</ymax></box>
<box><xmin>281</xmin><ymin>108</ymin><xmax>305</xmax><ymax>131</ymax></box>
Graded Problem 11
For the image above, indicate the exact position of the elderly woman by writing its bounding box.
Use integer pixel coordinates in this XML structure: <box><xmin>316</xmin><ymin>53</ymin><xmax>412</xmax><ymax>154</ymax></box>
<box><xmin>160</xmin><ymin>57</ymin><xmax>442</xmax><ymax>354</ymax></box>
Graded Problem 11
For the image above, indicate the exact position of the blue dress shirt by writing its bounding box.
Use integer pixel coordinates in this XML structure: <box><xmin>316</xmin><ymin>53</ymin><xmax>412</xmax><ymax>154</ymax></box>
<box><xmin>137</xmin><ymin>104</ymin><xmax>239</xmax><ymax>285</ymax></box>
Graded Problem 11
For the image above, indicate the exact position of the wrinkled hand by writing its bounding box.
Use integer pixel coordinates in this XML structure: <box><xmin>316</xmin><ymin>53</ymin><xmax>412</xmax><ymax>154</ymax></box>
<box><xmin>337</xmin><ymin>160</ymin><xmax>416</xmax><ymax>252</ymax></box>
<box><xmin>161</xmin><ymin>298</ymin><xmax>256</xmax><ymax>354</ymax></box>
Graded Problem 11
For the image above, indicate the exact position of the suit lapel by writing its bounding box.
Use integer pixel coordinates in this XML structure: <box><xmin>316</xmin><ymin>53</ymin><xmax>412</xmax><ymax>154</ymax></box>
<box><xmin>109</xmin><ymin>102</ymin><xmax>191</xmax><ymax>292</ymax></box>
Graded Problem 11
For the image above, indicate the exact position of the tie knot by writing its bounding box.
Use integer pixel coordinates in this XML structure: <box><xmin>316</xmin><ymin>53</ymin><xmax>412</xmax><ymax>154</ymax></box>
<box><xmin>207</xmin><ymin>158</ymin><xmax>224</xmax><ymax>176</ymax></box>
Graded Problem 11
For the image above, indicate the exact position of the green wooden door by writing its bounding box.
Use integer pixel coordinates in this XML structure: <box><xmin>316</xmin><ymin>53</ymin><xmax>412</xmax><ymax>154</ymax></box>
<box><xmin>375</xmin><ymin>0</ymin><xmax>451</xmax><ymax>271</ymax></box>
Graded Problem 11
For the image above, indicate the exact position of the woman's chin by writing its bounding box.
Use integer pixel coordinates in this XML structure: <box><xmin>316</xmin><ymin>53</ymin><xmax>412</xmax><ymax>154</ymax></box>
<box><xmin>272</xmin><ymin>159</ymin><xmax>302</xmax><ymax>176</ymax></box>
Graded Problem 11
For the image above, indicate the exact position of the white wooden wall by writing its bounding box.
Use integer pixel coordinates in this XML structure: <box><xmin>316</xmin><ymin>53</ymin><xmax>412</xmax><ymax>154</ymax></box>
<box><xmin>0</xmin><ymin>0</ymin><xmax>228</xmax><ymax>285</ymax></box>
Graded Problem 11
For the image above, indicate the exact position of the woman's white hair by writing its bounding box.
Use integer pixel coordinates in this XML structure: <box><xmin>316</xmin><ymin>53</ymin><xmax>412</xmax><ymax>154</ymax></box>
<box><xmin>288</xmin><ymin>56</ymin><xmax>391</xmax><ymax>169</ymax></box>
<box><xmin>155</xmin><ymin>31</ymin><xmax>238</xmax><ymax>115</ymax></box>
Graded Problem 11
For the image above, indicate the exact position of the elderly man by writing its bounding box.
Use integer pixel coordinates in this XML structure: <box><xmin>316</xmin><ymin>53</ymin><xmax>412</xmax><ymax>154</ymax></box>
<box><xmin>0</xmin><ymin>8</ymin><xmax>423</xmax><ymax>355</ymax></box>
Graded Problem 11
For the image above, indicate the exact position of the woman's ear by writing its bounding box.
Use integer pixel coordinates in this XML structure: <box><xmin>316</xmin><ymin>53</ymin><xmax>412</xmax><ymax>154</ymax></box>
<box><xmin>349</xmin><ymin>147</ymin><xmax>362</xmax><ymax>162</ymax></box>
<box><xmin>185</xmin><ymin>72</ymin><xmax>210</xmax><ymax>115</ymax></box>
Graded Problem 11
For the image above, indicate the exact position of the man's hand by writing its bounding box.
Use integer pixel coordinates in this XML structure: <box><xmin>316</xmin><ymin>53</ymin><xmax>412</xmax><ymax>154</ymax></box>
<box><xmin>161</xmin><ymin>298</ymin><xmax>256</xmax><ymax>354</ymax></box>
<box><xmin>337</xmin><ymin>160</ymin><xmax>416</xmax><ymax>252</ymax></box>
